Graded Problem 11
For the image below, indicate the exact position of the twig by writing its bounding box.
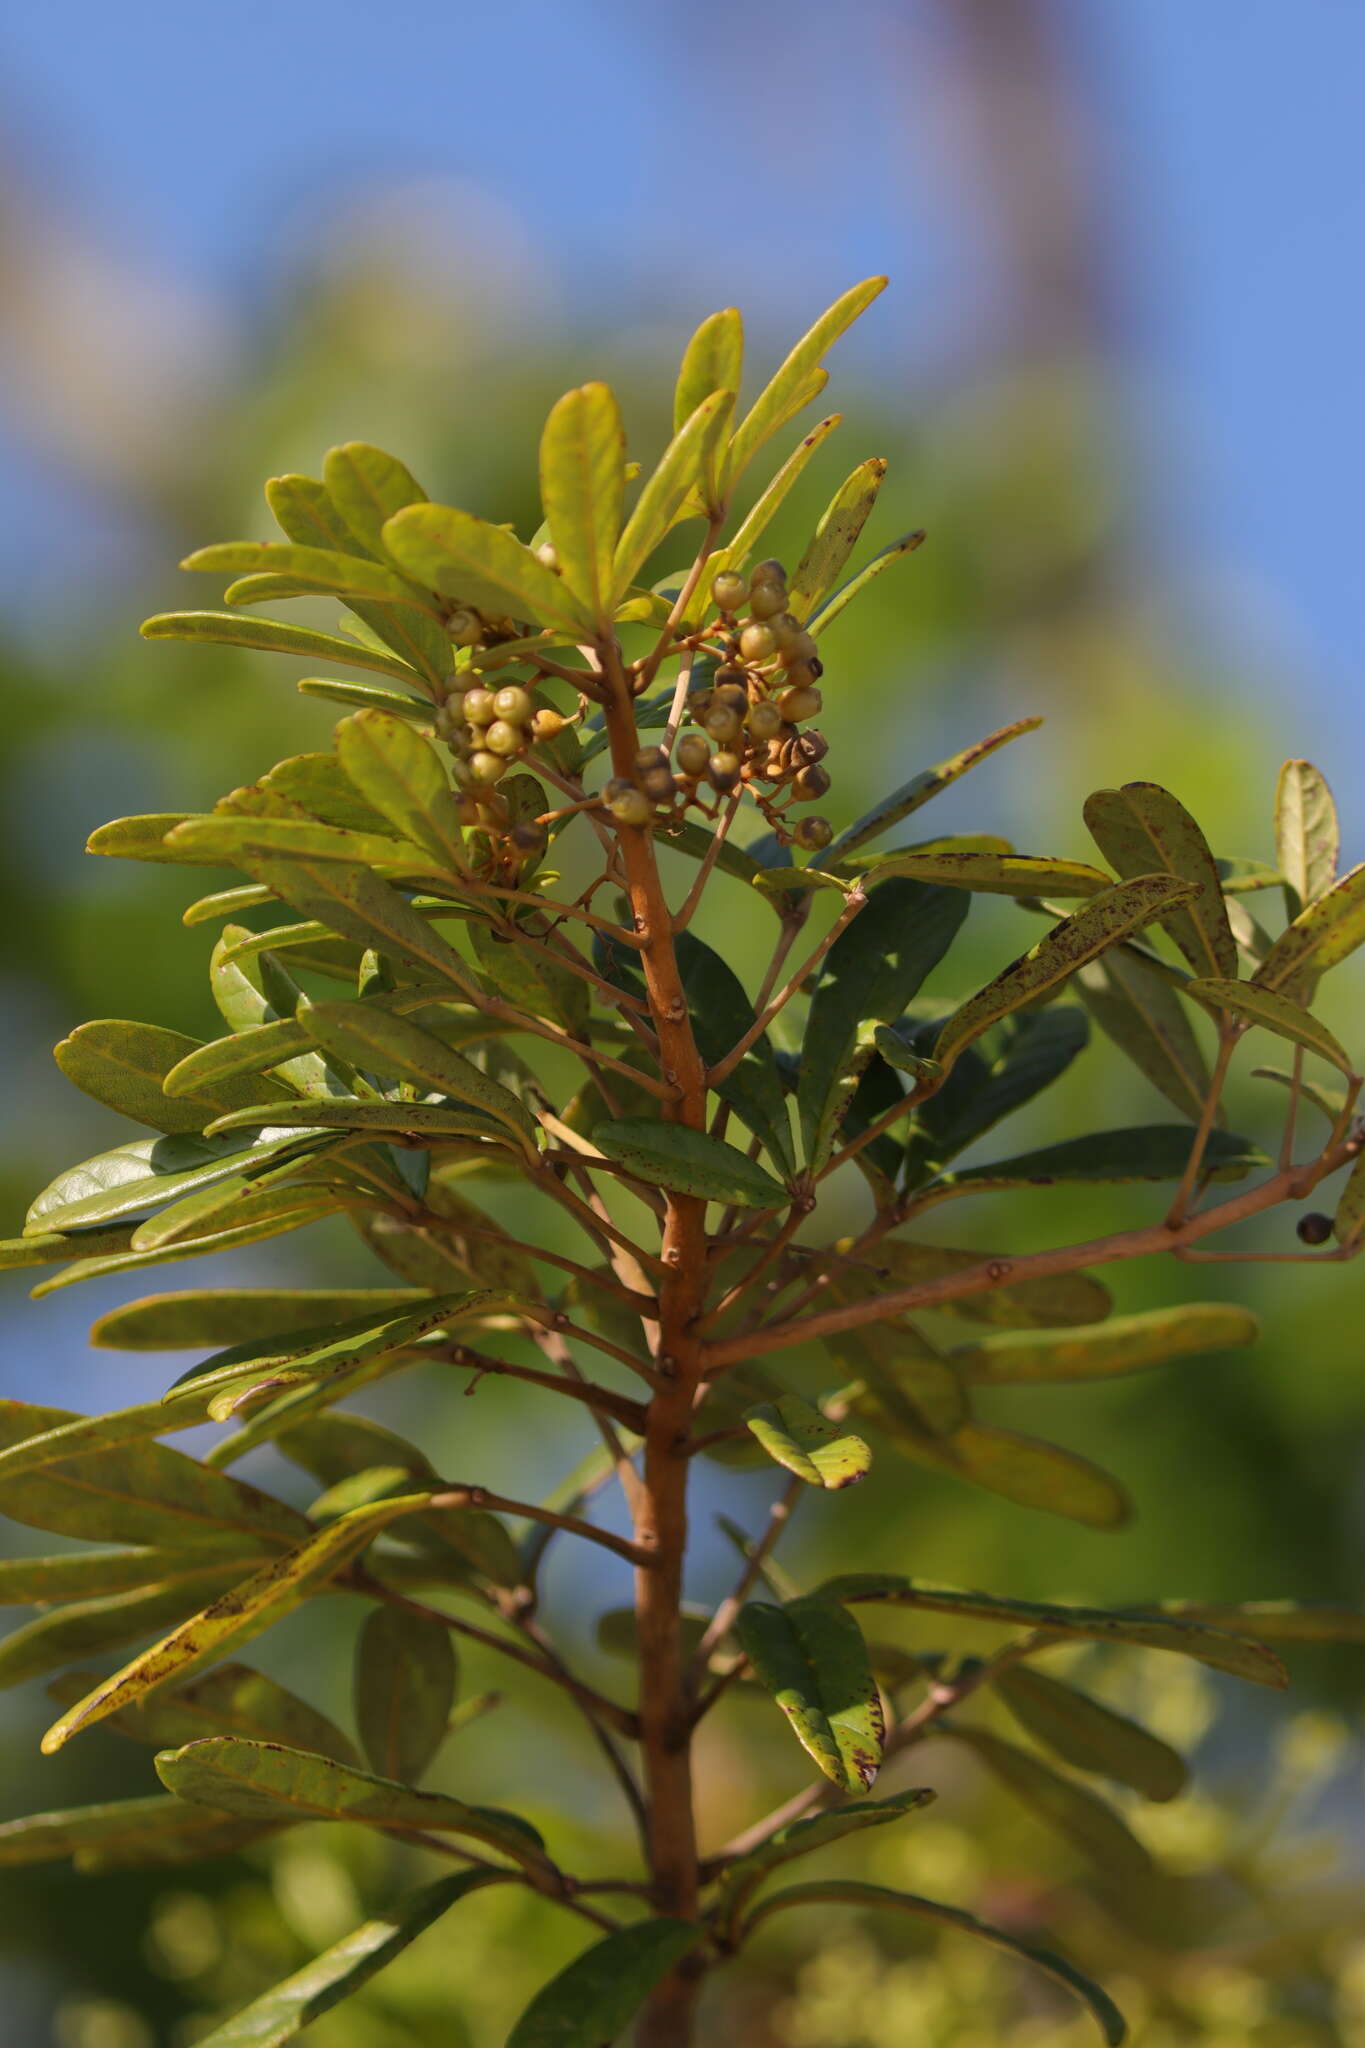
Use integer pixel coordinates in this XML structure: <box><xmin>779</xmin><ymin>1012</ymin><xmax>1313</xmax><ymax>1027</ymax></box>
<box><xmin>437</xmin><ymin>1338</ymin><xmax>647</xmax><ymax>1432</ymax></box>
<box><xmin>708</xmin><ymin>889</ymin><xmax>866</xmax><ymax>1089</ymax></box>
<box><xmin>672</xmin><ymin>788</ymin><xmax>744</xmax><ymax>932</ymax></box>
<box><xmin>689</xmin><ymin>1478</ymin><xmax>804</xmax><ymax>1704</ymax></box>
<box><xmin>428</xmin><ymin>1484</ymin><xmax>657</xmax><ymax>1571</ymax></box>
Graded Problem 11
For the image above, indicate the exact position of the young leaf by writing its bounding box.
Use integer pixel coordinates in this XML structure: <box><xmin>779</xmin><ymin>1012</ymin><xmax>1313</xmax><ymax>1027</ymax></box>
<box><xmin>1074</xmin><ymin>945</ymin><xmax>1211</xmax><ymax>1122</ymax></box>
<box><xmin>739</xmin><ymin>1882</ymin><xmax>1126</xmax><ymax>2046</ymax></box>
<box><xmin>711</xmin><ymin>1786</ymin><xmax>936</xmax><ymax>1939</ymax></box>
<box><xmin>592</xmin><ymin>1118</ymin><xmax>789</xmax><ymax>1208</ymax></box>
<box><xmin>91</xmin><ymin>1287</ymin><xmax>424</xmax><ymax>1352</ymax></box>
<box><xmin>156</xmin><ymin>1737</ymin><xmax>550</xmax><ymax>1872</ymax></box>
<box><xmin>821</xmin><ymin>717</ymin><xmax>1041</xmax><ymax>866</ymax></box>
<box><xmin>674</xmin><ymin>306</ymin><xmax>743</xmax><ymax>433</ymax></box>
<box><xmin>1083</xmin><ymin>783</ymin><xmax>1237</xmax><ymax>978</ymax></box>
<box><xmin>735</xmin><ymin>1597</ymin><xmax>885</xmax><ymax>1792</ymax></box>
<box><xmin>789</xmin><ymin>457</ymin><xmax>887</xmax><ymax>620</ymax></box>
<box><xmin>183</xmin><ymin>541</ymin><xmax>432</xmax><ymax>614</ymax></box>
<box><xmin>953</xmin><ymin>1302</ymin><xmax>1259</xmax><ymax>1384</ymax></box>
<box><xmin>933</xmin><ymin>875</ymin><xmax>1197</xmax><ymax>1077</ymax></box>
<box><xmin>806</xmin><ymin>527</ymin><xmax>927</xmax><ymax>636</ymax></box>
<box><xmin>800</xmin><ymin>878</ymin><xmax>968</xmax><ymax>1172</ymax></box>
<box><xmin>191</xmin><ymin>1868</ymin><xmax>502</xmax><ymax>2048</ymax></box>
<box><xmin>612</xmin><ymin>388</ymin><xmax>734</xmax><ymax>595</ymax></box>
<box><xmin>744</xmin><ymin>1395</ymin><xmax>872</xmax><ymax>1490</ymax></box>
<box><xmin>354</xmin><ymin>1605</ymin><xmax>457</xmax><ymax>1784</ymax></box>
<box><xmin>505</xmin><ymin>1919</ymin><xmax>705</xmax><ymax>2048</ymax></box>
<box><xmin>539</xmin><ymin>382</ymin><xmax>627</xmax><ymax>623</ymax></box>
<box><xmin>1253</xmin><ymin>863</ymin><xmax>1365</xmax><ymax>996</ymax></box>
<box><xmin>813</xmin><ymin>1575</ymin><xmax>1288</xmax><ymax>1687</ymax></box>
<box><xmin>946</xmin><ymin>1725</ymin><xmax>1154</xmax><ymax>1879</ymax></box>
<box><xmin>1184</xmin><ymin>977</ymin><xmax>1356</xmax><ymax>1077</ymax></box>
<box><xmin>334</xmin><ymin>710</ymin><xmax>465</xmax><ymax>866</ymax></box>
<box><xmin>700</xmin><ymin>412</ymin><xmax>842</xmax><ymax>600</ymax></box>
<box><xmin>54</xmin><ymin>1021</ymin><xmax>282</xmax><ymax>1134</ymax></box>
<box><xmin>141</xmin><ymin>611</ymin><xmax>429</xmax><ymax>686</ymax></box>
<box><xmin>994</xmin><ymin>1665</ymin><xmax>1187</xmax><ymax>1802</ymax></box>
<box><xmin>323</xmin><ymin>441</ymin><xmax>429</xmax><ymax>554</ymax></box>
<box><xmin>382</xmin><ymin>503</ymin><xmax>593</xmax><ymax>637</ymax></box>
<box><xmin>0</xmin><ymin>1794</ymin><xmax>275</xmax><ymax>1873</ymax></box>
<box><xmin>1275</xmin><ymin>758</ymin><xmax>1339</xmax><ymax>919</ymax></box>
<box><xmin>676</xmin><ymin>930</ymin><xmax>794</xmax><ymax>1172</ymax></box>
<box><xmin>167</xmin><ymin>814</ymin><xmax>436</xmax><ymax>875</ymax></box>
<box><xmin>918</xmin><ymin>1124</ymin><xmax>1265</xmax><ymax>1203</ymax></box>
<box><xmin>727</xmin><ymin>277</ymin><xmax>886</xmax><ymax>487</ymax></box>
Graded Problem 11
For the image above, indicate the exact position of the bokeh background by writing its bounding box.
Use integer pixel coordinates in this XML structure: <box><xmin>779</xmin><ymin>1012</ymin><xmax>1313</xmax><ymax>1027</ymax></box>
<box><xmin>1</xmin><ymin>2</ymin><xmax>1363</xmax><ymax>2043</ymax></box>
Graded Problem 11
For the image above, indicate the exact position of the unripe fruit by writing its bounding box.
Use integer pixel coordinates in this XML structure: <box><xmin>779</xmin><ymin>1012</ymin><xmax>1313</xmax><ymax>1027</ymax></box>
<box><xmin>604</xmin><ymin>776</ymin><xmax>634</xmax><ymax>803</ymax></box>
<box><xmin>768</xmin><ymin>611</ymin><xmax>802</xmax><ymax>649</ymax></box>
<box><xmin>536</xmin><ymin>541</ymin><xmax>560</xmax><ymax>571</ymax></box>
<box><xmin>712</xmin><ymin>680</ymin><xmax>749</xmax><ymax>711</ymax></box>
<box><xmin>776</xmin><ymin>684</ymin><xmax>823</xmax><ymax>723</ymax></box>
<box><xmin>676</xmin><ymin>733</ymin><xmax>711</xmax><ymax>777</ymax></box>
<box><xmin>446</xmin><ymin>608</ymin><xmax>482</xmax><ymax>646</ymax></box>
<box><xmin>492</xmin><ymin>684</ymin><xmax>534</xmax><ymax>725</ymax></box>
<box><xmin>711</xmin><ymin>569</ymin><xmax>748</xmax><ymax>612</ymax></box>
<box><xmin>641</xmin><ymin>766</ymin><xmax>677</xmax><ymax>802</ymax></box>
<box><xmin>1297</xmin><ymin>1211</ymin><xmax>1333</xmax><ymax>1245</ymax></box>
<box><xmin>530</xmin><ymin>706</ymin><xmax>567</xmax><ymax>740</ymax></box>
<box><xmin>780</xmin><ymin>630</ymin><xmax>819</xmax><ymax>666</ymax></box>
<box><xmin>781</xmin><ymin>659</ymin><xmax>817</xmax><ymax>691</ymax></box>
<box><xmin>792</xmin><ymin>763</ymin><xmax>832</xmax><ymax>801</ymax></box>
<box><xmin>634</xmin><ymin>745</ymin><xmax>669</xmax><ymax>774</ymax></box>
<box><xmin>751</xmin><ymin>558</ymin><xmax>786</xmax><ymax>588</ymax></box>
<box><xmin>610</xmin><ymin>788</ymin><xmax>652</xmax><ymax>827</ymax></box>
<box><xmin>708</xmin><ymin>750</ymin><xmax>742</xmax><ymax>792</ymax></box>
<box><xmin>704</xmin><ymin>705</ymin><xmax>743</xmax><ymax>745</ymax></box>
<box><xmin>792</xmin><ymin>815</ymin><xmax>833</xmax><ymax>851</ymax></box>
<box><xmin>808</xmin><ymin>656</ymin><xmax>825</xmax><ymax>680</ymax></box>
<box><xmin>468</xmin><ymin>751</ymin><xmax>507</xmax><ymax>784</ymax></box>
<box><xmin>511</xmin><ymin>819</ymin><xmax>548</xmax><ymax>853</ymax></box>
<box><xmin>739</xmin><ymin>622</ymin><xmax>777</xmax><ymax>663</ymax></box>
<box><xmin>483</xmin><ymin>719</ymin><xmax>523</xmax><ymax>757</ymax></box>
<box><xmin>746</xmin><ymin>700</ymin><xmax>784</xmax><ymax>742</ymax></box>
<box><xmin>462</xmin><ymin>688</ymin><xmax>496</xmax><ymax>726</ymax></box>
<box><xmin>747</xmin><ymin>583</ymin><xmax>786</xmax><ymax>621</ymax></box>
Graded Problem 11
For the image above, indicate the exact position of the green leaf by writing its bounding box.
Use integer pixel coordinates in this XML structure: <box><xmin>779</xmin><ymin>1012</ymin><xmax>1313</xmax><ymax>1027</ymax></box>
<box><xmin>727</xmin><ymin>277</ymin><xmax>886</xmax><ymax>488</ymax></box>
<box><xmin>232</xmin><ymin>855</ymin><xmax>480</xmax><ymax>993</ymax></box>
<box><xmin>468</xmin><ymin>919</ymin><xmax>588</xmax><ymax>1037</ymax></box>
<box><xmin>1251</xmin><ymin>1064</ymin><xmax>1348</xmax><ymax>1126</ymax></box>
<box><xmin>654</xmin><ymin>813</ymin><xmax>767</xmax><ymax>891</ymax></box>
<box><xmin>85</xmin><ymin>813</ymin><xmax>218</xmax><ymax>864</ymax></box>
<box><xmin>612</xmin><ymin>388</ymin><xmax>734</xmax><ymax>594</ymax></box>
<box><xmin>354</xmin><ymin>1605</ymin><xmax>457</xmax><ymax>1784</ymax></box>
<box><xmin>858</xmin><ymin>850</ymin><xmax>1111</xmax><ymax>898</ymax></box>
<box><xmin>822</xmin><ymin>1316</ymin><xmax>968</xmax><ymax>1437</ymax></box>
<box><xmin>676</xmin><ymin>930</ymin><xmax>794</xmax><ymax>1172</ymax></box>
<box><xmin>1334</xmin><ymin>1150</ymin><xmax>1365</xmax><ymax>1248</ymax></box>
<box><xmin>539</xmin><ymin>383</ymin><xmax>627</xmax><ymax>623</ymax></box>
<box><xmin>789</xmin><ymin>457</ymin><xmax>887</xmax><ymax>620</ymax></box>
<box><xmin>382</xmin><ymin>503</ymin><xmax>592</xmax><ymax>637</ymax></box>
<box><xmin>739</xmin><ymin>1882</ymin><xmax>1126</xmax><ymax>2046</ymax></box>
<box><xmin>1253</xmin><ymin>863</ymin><xmax>1365</xmax><ymax>996</ymax></box>
<box><xmin>126</xmin><ymin>1171</ymin><xmax>348</xmax><ymax>1257</ymax></box>
<box><xmin>299</xmin><ymin>1001</ymin><xmax>537</xmax><ymax>1150</ymax></box>
<box><xmin>1074</xmin><ymin>945</ymin><xmax>1211</xmax><ymax>1122</ymax></box>
<box><xmin>1184</xmin><ymin>976</ymin><xmax>1356</xmax><ymax>1077</ymax></box>
<box><xmin>167</xmin><ymin>814</ymin><xmax>437</xmax><ymax>875</ymax></box>
<box><xmin>933</xmin><ymin>875</ymin><xmax>1198</xmax><ymax>1077</ymax></box>
<box><xmin>506</xmin><ymin>1919</ymin><xmax>705</xmax><ymax>2048</ymax></box>
<box><xmin>674</xmin><ymin>305</ymin><xmax>743</xmax><ymax>433</ymax></box>
<box><xmin>0</xmin><ymin>1226</ymin><xmax>137</xmax><ymax>1272</ymax></box>
<box><xmin>322</xmin><ymin>441</ymin><xmax>429</xmax><ymax>554</ymax></box>
<box><xmin>846</xmin><ymin>1235</ymin><xmax>1113</xmax><ymax>1329</ymax></box>
<box><xmin>800</xmin><ymin>879</ymin><xmax>968</xmax><ymax>1172</ymax></box>
<box><xmin>296</xmin><ymin>675</ymin><xmax>435</xmax><ymax>721</ymax></box>
<box><xmin>157</xmin><ymin>1737</ymin><xmax>550</xmax><ymax>1873</ymax></box>
<box><xmin>0</xmin><ymin>1574</ymin><xmax>252</xmax><ymax>1689</ymax></box>
<box><xmin>0</xmin><ymin>1794</ymin><xmax>275</xmax><ymax>1873</ymax></box>
<box><xmin>946</xmin><ymin>1725</ymin><xmax>1154</xmax><ymax>1879</ymax></box>
<box><xmin>0</xmin><ymin>1549</ymin><xmax>224</xmax><ymax>1605</ymax></box>
<box><xmin>50</xmin><ymin>1659</ymin><xmax>361</xmax><ymax>1763</ymax></box>
<box><xmin>711</xmin><ymin>1787</ymin><xmax>935</xmax><ymax>1938</ymax></box>
<box><xmin>1152</xmin><ymin>1600</ymin><xmax>1365</xmax><ymax>1645</ymax></box>
<box><xmin>821</xmin><ymin>718</ymin><xmax>1041</xmax><ymax>866</ymax></box>
<box><xmin>91</xmin><ymin>1286</ymin><xmax>425</xmax><ymax>1352</ymax></box>
<box><xmin>953</xmin><ymin>1302</ymin><xmax>1260</xmax><ymax>1384</ymax></box>
<box><xmin>54</xmin><ymin>1021</ymin><xmax>282</xmax><ymax>1133</ymax></box>
<box><xmin>813</xmin><ymin>1575</ymin><xmax>1288</xmax><ymax>1687</ymax></box>
<box><xmin>27</xmin><ymin>1189</ymin><xmax>339</xmax><ymax>1299</ymax></box>
<box><xmin>919</xmin><ymin>1124</ymin><xmax>1265</xmax><ymax>1203</ymax></box>
<box><xmin>744</xmin><ymin>1395</ymin><xmax>872</xmax><ymax>1489</ymax></box>
<box><xmin>259</xmin><ymin>751</ymin><xmax>403</xmax><ymax>835</ymax></box>
<box><xmin>806</xmin><ymin>528</ymin><xmax>927</xmax><ymax>636</ymax></box>
<box><xmin>902</xmin><ymin>1007</ymin><xmax>1089</xmax><ymax>1190</ymax></box>
<box><xmin>40</xmin><ymin>1492</ymin><xmax>438</xmax><ymax>1752</ymax></box>
<box><xmin>874</xmin><ymin>1417</ymin><xmax>1130</xmax><ymax>1529</ymax></box>
<box><xmin>141</xmin><ymin>611</ymin><xmax>429</xmax><ymax>686</ymax></box>
<box><xmin>1275</xmin><ymin>758</ymin><xmax>1339</xmax><ymax>919</ymax></box>
<box><xmin>1084</xmin><ymin>783</ymin><xmax>1237</xmax><ymax>978</ymax></box>
<box><xmin>23</xmin><ymin>1126</ymin><xmax>319</xmax><ymax>1236</ymax></box>
<box><xmin>206</xmin><ymin>1096</ymin><xmax>511</xmax><ymax>1151</ymax></box>
<box><xmin>699</xmin><ymin>412</ymin><xmax>843</xmax><ymax>605</ymax></box>
<box><xmin>994</xmin><ymin>1666</ymin><xmax>1187</xmax><ymax>1802</ymax></box>
<box><xmin>183</xmin><ymin>541</ymin><xmax>434</xmax><ymax>614</ymax></box>
<box><xmin>191</xmin><ymin>1868</ymin><xmax>502</xmax><ymax>2047</ymax></box>
<box><xmin>183</xmin><ymin>882</ymin><xmax>277</xmax><ymax>928</ymax></box>
<box><xmin>334</xmin><ymin>709</ymin><xmax>464</xmax><ymax>866</ymax></box>
<box><xmin>592</xmin><ymin>1118</ymin><xmax>789</xmax><ymax>1208</ymax></box>
<box><xmin>0</xmin><ymin>1397</ymin><xmax>308</xmax><ymax>1550</ymax></box>
<box><xmin>736</xmin><ymin>1597</ymin><xmax>885</xmax><ymax>1792</ymax></box>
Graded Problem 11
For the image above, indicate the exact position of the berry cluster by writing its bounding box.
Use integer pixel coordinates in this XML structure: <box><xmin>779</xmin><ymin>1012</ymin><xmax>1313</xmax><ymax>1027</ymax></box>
<box><xmin>438</xmin><ymin>679</ymin><xmax>567</xmax><ymax>789</ymax></box>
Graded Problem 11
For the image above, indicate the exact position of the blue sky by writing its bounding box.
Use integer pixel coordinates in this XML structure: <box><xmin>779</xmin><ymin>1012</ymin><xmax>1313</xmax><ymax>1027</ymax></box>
<box><xmin>0</xmin><ymin>0</ymin><xmax>1360</xmax><ymax>776</ymax></box>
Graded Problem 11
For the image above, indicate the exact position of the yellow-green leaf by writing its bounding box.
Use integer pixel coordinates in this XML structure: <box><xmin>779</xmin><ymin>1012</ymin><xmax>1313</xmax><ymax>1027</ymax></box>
<box><xmin>789</xmin><ymin>458</ymin><xmax>887</xmax><ymax>620</ymax></box>
<box><xmin>1253</xmin><ymin>863</ymin><xmax>1365</xmax><ymax>996</ymax></box>
<box><xmin>744</xmin><ymin>1395</ymin><xmax>872</xmax><ymax>1490</ymax></box>
<box><xmin>953</xmin><ymin>1302</ymin><xmax>1259</xmax><ymax>1383</ymax></box>
<box><xmin>382</xmin><ymin>503</ymin><xmax>592</xmax><ymax>637</ymax></box>
<box><xmin>141</xmin><ymin>611</ymin><xmax>429</xmax><ymax>686</ymax></box>
<box><xmin>539</xmin><ymin>383</ymin><xmax>626</xmax><ymax>624</ymax></box>
<box><xmin>1184</xmin><ymin>976</ymin><xmax>1355</xmax><ymax>1076</ymax></box>
<box><xmin>736</xmin><ymin>1597</ymin><xmax>885</xmax><ymax>1792</ymax></box>
<box><xmin>322</xmin><ymin>441</ymin><xmax>429</xmax><ymax>555</ymax></box>
<box><xmin>994</xmin><ymin>1665</ymin><xmax>1187</xmax><ymax>1802</ymax></box>
<box><xmin>354</xmin><ymin>1605</ymin><xmax>456</xmax><ymax>1784</ymax></box>
<box><xmin>1275</xmin><ymin>758</ymin><xmax>1339</xmax><ymax>919</ymax></box>
<box><xmin>334</xmin><ymin>710</ymin><xmax>464</xmax><ymax>867</ymax></box>
<box><xmin>1084</xmin><ymin>782</ymin><xmax>1237</xmax><ymax>978</ymax></box>
<box><xmin>727</xmin><ymin>277</ymin><xmax>887</xmax><ymax>488</ymax></box>
<box><xmin>612</xmin><ymin>388</ymin><xmax>734</xmax><ymax>596</ymax></box>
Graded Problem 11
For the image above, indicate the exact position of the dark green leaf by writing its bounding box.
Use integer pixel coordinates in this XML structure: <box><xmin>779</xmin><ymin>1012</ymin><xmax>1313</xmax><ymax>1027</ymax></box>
<box><xmin>821</xmin><ymin>718</ymin><xmax>1041</xmax><ymax>866</ymax></box>
<box><xmin>506</xmin><ymin>1919</ymin><xmax>705</xmax><ymax>2048</ymax></box>
<box><xmin>736</xmin><ymin>1597</ymin><xmax>885</xmax><ymax>1792</ymax></box>
<box><xmin>23</xmin><ymin>1126</ymin><xmax>320</xmax><ymax>1236</ymax></box>
<box><xmin>1084</xmin><ymin>783</ymin><xmax>1237</xmax><ymax>978</ymax></box>
<box><xmin>0</xmin><ymin>1794</ymin><xmax>275</xmax><ymax>1873</ymax></box>
<box><xmin>676</xmin><ymin>930</ymin><xmax>794</xmax><ymax>1172</ymax></box>
<box><xmin>1074</xmin><ymin>946</ymin><xmax>1211</xmax><ymax>1122</ymax></box>
<box><xmin>994</xmin><ymin>1666</ymin><xmax>1187</xmax><ymax>1801</ymax></box>
<box><xmin>91</xmin><ymin>1287</ymin><xmax>425</xmax><ymax>1351</ymax></box>
<box><xmin>902</xmin><ymin>1007</ymin><xmax>1089</xmax><ymax>1189</ymax></box>
<box><xmin>592</xmin><ymin>1118</ymin><xmax>789</xmax><ymax>1208</ymax></box>
<box><xmin>354</xmin><ymin>1606</ymin><xmax>457</xmax><ymax>1784</ymax></box>
<box><xmin>918</xmin><ymin>1124</ymin><xmax>1265</xmax><ymax>1203</ymax></box>
<box><xmin>54</xmin><ymin>1021</ymin><xmax>283</xmax><ymax>1134</ymax></box>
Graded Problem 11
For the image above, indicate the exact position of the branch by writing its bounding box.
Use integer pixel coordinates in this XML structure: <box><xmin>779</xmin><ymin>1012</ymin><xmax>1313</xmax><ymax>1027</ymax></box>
<box><xmin>672</xmin><ymin>787</ymin><xmax>744</xmax><ymax>932</ymax></box>
<box><xmin>707</xmin><ymin>888</ymin><xmax>867</xmax><ymax>1089</ymax></box>
<box><xmin>437</xmin><ymin>1338</ymin><xmax>647</xmax><ymax>1432</ymax></box>
<box><xmin>428</xmin><ymin>1483</ymin><xmax>658</xmax><ymax>1571</ymax></box>
<box><xmin>689</xmin><ymin>1478</ymin><xmax>804</xmax><ymax>1711</ymax></box>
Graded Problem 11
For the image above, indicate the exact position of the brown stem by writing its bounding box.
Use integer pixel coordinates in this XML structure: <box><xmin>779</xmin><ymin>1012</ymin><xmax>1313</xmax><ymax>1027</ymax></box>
<box><xmin>428</xmin><ymin>1484</ymin><xmax>656</xmax><ymax>1570</ymax></box>
<box><xmin>707</xmin><ymin>888</ymin><xmax>866</xmax><ymax>1089</ymax></box>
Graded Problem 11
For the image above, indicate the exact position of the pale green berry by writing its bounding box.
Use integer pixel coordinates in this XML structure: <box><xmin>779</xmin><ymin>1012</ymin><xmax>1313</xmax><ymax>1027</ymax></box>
<box><xmin>536</xmin><ymin>541</ymin><xmax>560</xmax><ymax>571</ymax></box>
<box><xmin>747</xmin><ymin>583</ymin><xmax>786</xmax><ymax>621</ymax></box>
<box><xmin>604</xmin><ymin>776</ymin><xmax>634</xmax><ymax>803</ymax></box>
<box><xmin>708</xmin><ymin>751</ymin><xmax>742</xmax><ymax>792</ymax></box>
<box><xmin>776</xmin><ymin>684</ymin><xmax>822</xmax><ymax>723</ymax></box>
<box><xmin>780</xmin><ymin>630</ymin><xmax>819</xmax><ymax>666</ymax></box>
<box><xmin>492</xmin><ymin>684</ymin><xmax>534</xmax><ymax>724</ymax></box>
<box><xmin>446</xmin><ymin>608</ymin><xmax>482</xmax><ymax>646</ymax></box>
<box><xmin>675</xmin><ymin>733</ymin><xmax>711</xmax><ymax>777</ymax></box>
<box><xmin>484</xmin><ymin>719</ymin><xmax>523</xmax><ymax>757</ymax></box>
<box><xmin>610</xmin><ymin>788</ymin><xmax>652</xmax><ymax>827</ymax></box>
<box><xmin>739</xmin><ymin>622</ymin><xmax>777</xmax><ymax>663</ymax></box>
<box><xmin>634</xmin><ymin>745</ymin><xmax>669</xmax><ymax>774</ymax></box>
<box><xmin>468</xmin><ymin>751</ymin><xmax>507</xmax><ymax>784</ymax></box>
<box><xmin>711</xmin><ymin>569</ymin><xmax>748</xmax><ymax>612</ymax></box>
<box><xmin>704</xmin><ymin>705</ymin><xmax>743</xmax><ymax>745</ymax></box>
<box><xmin>746</xmin><ymin>700</ymin><xmax>784</xmax><ymax>742</ymax></box>
<box><xmin>462</xmin><ymin>688</ymin><xmax>496</xmax><ymax>726</ymax></box>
